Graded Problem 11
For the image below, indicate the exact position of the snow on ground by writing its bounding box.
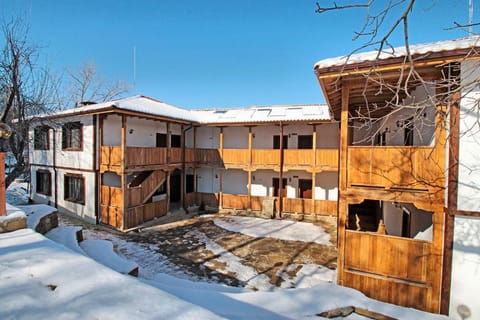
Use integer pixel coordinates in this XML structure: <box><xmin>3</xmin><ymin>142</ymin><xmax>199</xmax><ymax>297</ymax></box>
<box><xmin>0</xmin><ymin>229</ymin><xmax>223</xmax><ymax>320</ymax></box>
<box><xmin>46</xmin><ymin>226</ymin><xmax>85</xmax><ymax>255</ymax></box>
<box><xmin>0</xmin><ymin>228</ymin><xmax>449</xmax><ymax>320</ymax></box>
<box><xmin>20</xmin><ymin>204</ymin><xmax>57</xmax><ymax>230</ymax></box>
<box><xmin>214</xmin><ymin>216</ymin><xmax>331</xmax><ymax>245</ymax></box>
<box><xmin>80</xmin><ymin>239</ymin><xmax>138</xmax><ymax>275</ymax></box>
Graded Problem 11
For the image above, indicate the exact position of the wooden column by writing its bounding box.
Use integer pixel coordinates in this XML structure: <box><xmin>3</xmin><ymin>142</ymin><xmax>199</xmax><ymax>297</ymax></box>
<box><xmin>337</xmin><ymin>84</ymin><xmax>350</xmax><ymax>285</ymax></box>
<box><xmin>180</xmin><ymin>124</ymin><xmax>185</xmax><ymax>209</ymax></box>
<box><xmin>219</xmin><ymin>127</ymin><xmax>224</xmax><ymax>209</ymax></box>
<box><xmin>166</xmin><ymin>171</ymin><xmax>171</xmax><ymax>213</ymax></box>
<box><xmin>93</xmin><ymin>114</ymin><xmax>99</xmax><ymax>224</ymax></box>
<box><xmin>278</xmin><ymin>123</ymin><xmax>284</xmax><ymax>218</ymax></box>
<box><xmin>121</xmin><ymin>114</ymin><xmax>127</xmax><ymax>230</ymax></box>
<box><xmin>166</xmin><ymin>122</ymin><xmax>171</xmax><ymax>164</ymax></box>
<box><xmin>98</xmin><ymin>114</ymin><xmax>105</xmax><ymax>224</ymax></box>
<box><xmin>312</xmin><ymin>124</ymin><xmax>317</xmax><ymax>213</ymax></box>
<box><xmin>248</xmin><ymin>127</ymin><xmax>252</xmax><ymax>209</ymax></box>
<box><xmin>441</xmin><ymin>92</ymin><xmax>460</xmax><ymax>315</ymax></box>
<box><xmin>193</xmin><ymin>127</ymin><xmax>197</xmax><ymax>202</ymax></box>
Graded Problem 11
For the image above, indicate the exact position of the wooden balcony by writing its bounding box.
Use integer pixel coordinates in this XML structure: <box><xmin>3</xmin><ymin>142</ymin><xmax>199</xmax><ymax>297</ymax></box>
<box><xmin>344</xmin><ymin>230</ymin><xmax>431</xmax><ymax>310</ymax></box>
<box><xmin>222</xmin><ymin>149</ymin><xmax>249</xmax><ymax>167</ymax></box>
<box><xmin>283</xmin><ymin>149</ymin><xmax>338</xmax><ymax>170</ymax></box>
<box><xmin>170</xmin><ymin>148</ymin><xmax>182</xmax><ymax>163</ymax></box>
<box><xmin>195</xmin><ymin>148</ymin><xmax>222</xmax><ymax>165</ymax></box>
<box><xmin>347</xmin><ymin>146</ymin><xmax>444</xmax><ymax>191</ymax></box>
<box><xmin>252</xmin><ymin>149</ymin><xmax>280</xmax><ymax>167</ymax></box>
<box><xmin>282</xmin><ymin>198</ymin><xmax>337</xmax><ymax>216</ymax></box>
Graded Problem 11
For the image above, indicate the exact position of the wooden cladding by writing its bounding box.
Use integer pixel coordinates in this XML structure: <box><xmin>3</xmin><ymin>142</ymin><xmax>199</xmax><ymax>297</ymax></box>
<box><xmin>344</xmin><ymin>230</ymin><xmax>432</xmax><ymax>311</ymax></box>
<box><xmin>347</xmin><ymin>146</ymin><xmax>444</xmax><ymax>191</ymax></box>
<box><xmin>124</xmin><ymin>200</ymin><xmax>168</xmax><ymax>229</ymax></box>
<box><xmin>100</xmin><ymin>186</ymin><xmax>123</xmax><ymax>207</ymax></box>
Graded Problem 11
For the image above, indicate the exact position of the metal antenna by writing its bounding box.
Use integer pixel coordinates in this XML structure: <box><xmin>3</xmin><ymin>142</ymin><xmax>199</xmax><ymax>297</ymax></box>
<box><xmin>133</xmin><ymin>46</ymin><xmax>137</xmax><ymax>93</ymax></box>
<box><xmin>469</xmin><ymin>0</ymin><xmax>474</xmax><ymax>35</ymax></box>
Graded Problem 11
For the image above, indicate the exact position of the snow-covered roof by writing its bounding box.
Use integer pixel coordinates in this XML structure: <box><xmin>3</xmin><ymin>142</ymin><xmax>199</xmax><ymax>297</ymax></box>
<box><xmin>45</xmin><ymin>95</ymin><xmax>332</xmax><ymax>124</ymax></box>
<box><xmin>50</xmin><ymin>95</ymin><xmax>196</xmax><ymax>122</ymax></box>
<box><xmin>315</xmin><ymin>36</ymin><xmax>480</xmax><ymax>70</ymax></box>
<box><xmin>193</xmin><ymin>104</ymin><xmax>332</xmax><ymax>124</ymax></box>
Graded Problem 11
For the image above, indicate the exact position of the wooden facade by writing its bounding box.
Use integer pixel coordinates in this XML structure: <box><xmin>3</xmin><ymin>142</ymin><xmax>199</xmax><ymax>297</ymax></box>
<box><xmin>97</xmin><ymin>111</ymin><xmax>338</xmax><ymax>230</ymax></box>
<box><xmin>314</xmin><ymin>49</ymin><xmax>465</xmax><ymax>313</ymax></box>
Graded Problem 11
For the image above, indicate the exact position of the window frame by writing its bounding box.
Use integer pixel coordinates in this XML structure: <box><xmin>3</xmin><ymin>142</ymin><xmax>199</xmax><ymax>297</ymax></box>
<box><xmin>34</xmin><ymin>126</ymin><xmax>50</xmax><ymax>150</ymax></box>
<box><xmin>36</xmin><ymin>169</ymin><xmax>52</xmax><ymax>196</ymax></box>
<box><xmin>62</xmin><ymin>122</ymin><xmax>83</xmax><ymax>151</ymax></box>
<box><xmin>64</xmin><ymin>173</ymin><xmax>85</xmax><ymax>205</ymax></box>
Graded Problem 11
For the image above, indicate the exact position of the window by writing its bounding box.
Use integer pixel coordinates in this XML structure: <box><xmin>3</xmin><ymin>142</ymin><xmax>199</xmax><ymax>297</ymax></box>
<box><xmin>36</xmin><ymin>170</ymin><xmax>51</xmax><ymax>196</ymax></box>
<box><xmin>273</xmin><ymin>135</ymin><xmax>288</xmax><ymax>149</ymax></box>
<box><xmin>272</xmin><ymin>178</ymin><xmax>287</xmax><ymax>197</ymax></box>
<box><xmin>171</xmin><ymin>134</ymin><xmax>181</xmax><ymax>147</ymax></box>
<box><xmin>374</xmin><ymin>131</ymin><xmax>386</xmax><ymax>146</ymax></box>
<box><xmin>62</xmin><ymin>122</ymin><xmax>83</xmax><ymax>150</ymax></box>
<box><xmin>298</xmin><ymin>135</ymin><xmax>313</xmax><ymax>149</ymax></box>
<box><xmin>156</xmin><ymin>133</ymin><xmax>167</xmax><ymax>147</ymax></box>
<box><xmin>64</xmin><ymin>174</ymin><xmax>85</xmax><ymax>204</ymax></box>
<box><xmin>34</xmin><ymin>126</ymin><xmax>50</xmax><ymax>150</ymax></box>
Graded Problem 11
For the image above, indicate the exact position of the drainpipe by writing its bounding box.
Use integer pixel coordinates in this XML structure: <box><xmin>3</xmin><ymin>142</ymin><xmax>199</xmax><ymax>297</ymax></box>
<box><xmin>52</xmin><ymin>126</ymin><xmax>58</xmax><ymax>208</ymax></box>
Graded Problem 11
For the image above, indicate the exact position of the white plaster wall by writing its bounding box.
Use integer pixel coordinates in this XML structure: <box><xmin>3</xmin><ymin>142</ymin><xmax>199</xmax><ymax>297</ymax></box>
<box><xmin>125</xmin><ymin>117</ymin><xmax>165</xmax><ymax>147</ymax></box>
<box><xmin>251</xmin><ymin>170</ymin><xmax>275</xmax><ymax>196</ymax></box>
<box><xmin>224</xmin><ymin>127</ymin><xmax>248</xmax><ymax>149</ymax></box>
<box><xmin>196</xmin><ymin>167</ymin><xmax>220</xmax><ymax>193</ymax></box>
<box><xmin>103</xmin><ymin>114</ymin><xmax>122</xmax><ymax>146</ymax></box>
<box><xmin>30</xmin><ymin>165</ymin><xmax>55</xmax><ymax>205</ymax></box>
<box><xmin>223</xmin><ymin>169</ymin><xmax>248</xmax><ymax>195</ymax></box>
<box><xmin>196</xmin><ymin>126</ymin><xmax>219</xmax><ymax>148</ymax></box>
<box><xmin>29</xmin><ymin>125</ymin><xmax>54</xmax><ymax>165</ymax></box>
<box><xmin>283</xmin><ymin>170</ymin><xmax>311</xmax><ymax>198</ymax></box>
<box><xmin>458</xmin><ymin>60</ymin><xmax>480</xmax><ymax>212</ymax></box>
<box><xmin>284</xmin><ymin>124</ymin><xmax>313</xmax><ymax>149</ymax></box>
<box><xmin>317</xmin><ymin>123</ymin><xmax>340</xmax><ymax>149</ymax></box>
<box><xmin>450</xmin><ymin>215</ymin><xmax>480</xmax><ymax>320</ymax></box>
<box><xmin>382</xmin><ymin>202</ymin><xmax>432</xmax><ymax>239</ymax></box>
<box><xmin>352</xmin><ymin>83</ymin><xmax>436</xmax><ymax>146</ymax></box>
<box><xmin>54</xmin><ymin>115</ymin><xmax>94</xmax><ymax>170</ymax></box>
<box><xmin>315</xmin><ymin>171</ymin><xmax>338</xmax><ymax>200</ymax></box>
<box><xmin>185</xmin><ymin>127</ymin><xmax>194</xmax><ymax>148</ymax></box>
<box><xmin>252</xmin><ymin>126</ymin><xmax>278</xmax><ymax>149</ymax></box>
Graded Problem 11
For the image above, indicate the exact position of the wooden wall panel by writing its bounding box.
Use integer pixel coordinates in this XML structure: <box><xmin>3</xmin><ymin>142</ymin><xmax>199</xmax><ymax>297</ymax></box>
<box><xmin>125</xmin><ymin>147</ymin><xmax>167</xmax><ymax>167</ymax></box>
<box><xmin>345</xmin><ymin>230</ymin><xmax>430</xmax><ymax>283</ymax></box>
<box><xmin>222</xmin><ymin>194</ymin><xmax>249</xmax><ymax>209</ymax></box>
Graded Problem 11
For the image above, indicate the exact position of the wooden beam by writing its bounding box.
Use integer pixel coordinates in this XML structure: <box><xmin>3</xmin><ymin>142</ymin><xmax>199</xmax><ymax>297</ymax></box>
<box><xmin>337</xmin><ymin>84</ymin><xmax>350</xmax><ymax>286</ymax></box>
<box><xmin>121</xmin><ymin>114</ymin><xmax>127</xmax><ymax>230</ymax></box>
<box><xmin>248</xmin><ymin>127</ymin><xmax>253</xmax><ymax>209</ymax></box>
<box><xmin>441</xmin><ymin>90</ymin><xmax>461</xmax><ymax>315</ymax></box>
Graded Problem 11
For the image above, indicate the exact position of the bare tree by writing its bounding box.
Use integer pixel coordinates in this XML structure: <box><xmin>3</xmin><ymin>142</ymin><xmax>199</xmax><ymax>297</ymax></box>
<box><xmin>66</xmin><ymin>60</ymin><xmax>129</xmax><ymax>107</ymax></box>
<box><xmin>0</xmin><ymin>17</ymin><xmax>61</xmax><ymax>187</ymax></box>
<box><xmin>314</xmin><ymin>0</ymin><xmax>477</xmax><ymax>144</ymax></box>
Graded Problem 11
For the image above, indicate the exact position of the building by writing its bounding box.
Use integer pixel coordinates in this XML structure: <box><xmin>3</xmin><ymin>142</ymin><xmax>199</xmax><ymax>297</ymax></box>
<box><xmin>29</xmin><ymin>96</ymin><xmax>339</xmax><ymax>230</ymax></box>
<box><xmin>314</xmin><ymin>36</ymin><xmax>480</xmax><ymax>315</ymax></box>
<box><xmin>29</xmin><ymin>36</ymin><xmax>480</xmax><ymax>317</ymax></box>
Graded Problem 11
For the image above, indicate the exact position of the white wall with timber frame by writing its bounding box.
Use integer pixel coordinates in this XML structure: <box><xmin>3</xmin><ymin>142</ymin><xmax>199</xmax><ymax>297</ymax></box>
<box><xmin>449</xmin><ymin>59</ymin><xmax>480</xmax><ymax>319</ymax></box>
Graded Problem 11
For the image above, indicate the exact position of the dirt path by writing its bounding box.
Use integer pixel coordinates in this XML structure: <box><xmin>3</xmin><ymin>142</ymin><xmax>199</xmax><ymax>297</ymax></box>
<box><xmin>60</xmin><ymin>213</ymin><xmax>338</xmax><ymax>289</ymax></box>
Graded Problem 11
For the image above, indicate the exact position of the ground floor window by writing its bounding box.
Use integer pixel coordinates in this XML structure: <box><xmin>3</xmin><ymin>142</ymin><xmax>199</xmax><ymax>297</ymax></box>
<box><xmin>64</xmin><ymin>174</ymin><xmax>85</xmax><ymax>204</ymax></box>
<box><xmin>186</xmin><ymin>174</ymin><xmax>194</xmax><ymax>193</ymax></box>
<box><xmin>36</xmin><ymin>170</ymin><xmax>51</xmax><ymax>196</ymax></box>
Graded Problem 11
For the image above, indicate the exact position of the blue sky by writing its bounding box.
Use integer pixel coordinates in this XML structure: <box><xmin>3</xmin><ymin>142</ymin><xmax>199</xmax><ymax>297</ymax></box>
<box><xmin>0</xmin><ymin>0</ymin><xmax>475</xmax><ymax>109</ymax></box>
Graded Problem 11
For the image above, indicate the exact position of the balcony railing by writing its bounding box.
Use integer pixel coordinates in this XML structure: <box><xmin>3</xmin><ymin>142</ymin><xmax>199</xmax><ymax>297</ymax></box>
<box><xmin>347</xmin><ymin>146</ymin><xmax>444</xmax><ymax>191</ymax></box>
<box><xmin>252</xmin><ymin>149</ymin><xmax>280</xmax><ymax>165</ymax></box>
<box><xmin>222</xmin><ymin>149</ymin><xmax>249</xmax><ymax>165</ymax></box>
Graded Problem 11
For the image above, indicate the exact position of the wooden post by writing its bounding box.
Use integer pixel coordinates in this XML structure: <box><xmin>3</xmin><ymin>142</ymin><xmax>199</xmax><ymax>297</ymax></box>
<box><xmin>441</xmin><ymin>92</ymin><xmax>461</xmax><ymax>315</ymax></box>
<box><xmin>278</xmin><ymin>123</ymin><xmax>284</xmax><ymax>218</ymax></box>
<box><xmin>166</xmin><ymin>171</ymin><xmax>171</xmax><ymax>213</ymax></box>
<box><xmin>180</xmin><ymin>124</ymin><xmax>185</xmax><ymax>209</ymax></box>
<box><xmin>337</xmin><ymin>84</ymin><xmax>350</xmax><ymax>286</ymax></box>
<box><xmin>193</xmin><ymin>127</ymin><xmax>197</xmax><ymax>203</ymax></box>
<box><xmin>121</xmin><ymin>114</ymin><xmax>127</xmax><ymax>229</ymax></box>
<box><xmin>0</xmin><ymin>152</ymin><xmax>6</xmax><ymax>216</ymax></box>
<box><xmin>166</xmin><ymin>122</ymin><xmax>171</xmax><ymax>164</ymax></box>
<box><xmin>219</xmin><ymin>127</ymin><xmax>224</xmax><ymax>209</ymax></box>
<box><xmin>248</xmin><ymin>127</ymin><xmax>252</xmax><ymax>209</ymax></box>
<box><xmin>312</xmin><ymin>124</ymin><xmax>317</xmax><ymax>213</ymax></box>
